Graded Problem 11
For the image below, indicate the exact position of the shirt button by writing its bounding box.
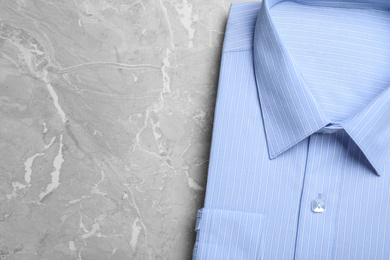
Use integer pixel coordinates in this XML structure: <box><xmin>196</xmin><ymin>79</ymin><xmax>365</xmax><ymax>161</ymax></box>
<box><xmin>311</xmin><ymin>193</ymin><xmax>326</xmax><ymax>213</ymax></box>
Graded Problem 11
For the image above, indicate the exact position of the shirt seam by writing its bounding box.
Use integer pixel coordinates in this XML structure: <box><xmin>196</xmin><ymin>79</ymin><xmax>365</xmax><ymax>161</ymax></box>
<box><xmin>222</xmin><ymin>47</ymin><xmax>253</xmax><ymax>53</ymax></box>
<box><xmin>331</xmin><ymin>132</ymin><xmax>351</xmax><ymax>260</ymax></box>
<box><xmin>293</xmin><ymin>134</ymin><xmax>314</xmax><ymax>260</ymax></box>
<box><xmin>291</xmin><ymin>0</ymin><xmax>390</xmax><ymax>10</ymax></box>
<box><xmin>254</xmin><ymin>68</ymin><xmax>276</xmax><ymax>157</ymax></box>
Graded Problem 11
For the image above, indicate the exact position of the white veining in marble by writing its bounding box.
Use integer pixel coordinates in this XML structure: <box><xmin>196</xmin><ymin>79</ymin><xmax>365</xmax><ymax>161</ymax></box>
<box><xmin>39</xmin><ymin>134</ymin><xmax>64</xmax><ymax>201</ymax></box>
<box><xmin>173</xmin><ymin>0</ymin><xmax>198</xmax><ymax>49</ymax></box>
<box><xmin>0</xmin><ymin>0</ymin><xmax>249</xmax><ymax>259</ymax></box>
<box><xmin>46</xmin><ymin>83</ymin><xmax>68</xmax><ymax>123</ymax></box>
<box><xmin>24</xmin><ymin>153</ymin><xmax>43</xmax><ymax>185</ymax></box>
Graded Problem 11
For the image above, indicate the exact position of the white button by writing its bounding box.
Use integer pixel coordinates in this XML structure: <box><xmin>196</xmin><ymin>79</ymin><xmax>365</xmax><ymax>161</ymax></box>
<box><xmin>311</xmin><ymin>193</ymin><xmax>325</xmax><ymax>213</ymax></box>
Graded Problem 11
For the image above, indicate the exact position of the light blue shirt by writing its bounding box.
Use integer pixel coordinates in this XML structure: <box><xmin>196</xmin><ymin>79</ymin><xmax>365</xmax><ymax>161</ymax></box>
<box><xmin>192</xmin><ymin>0</ymin><xmax>390</xmax><ymax>259</ymax></box>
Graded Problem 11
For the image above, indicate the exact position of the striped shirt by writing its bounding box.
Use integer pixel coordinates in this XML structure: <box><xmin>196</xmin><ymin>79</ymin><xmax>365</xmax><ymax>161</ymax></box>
<box><xmin>192</xmin><ymin>0</ymin><xmax>390</xmax><ymax>259</ymax></box>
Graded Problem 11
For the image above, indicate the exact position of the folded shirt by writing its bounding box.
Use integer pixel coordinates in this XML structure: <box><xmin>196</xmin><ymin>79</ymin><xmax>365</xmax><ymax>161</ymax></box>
<box><xmin>192</xmin><ymin>0</ymin><xmax>390</xmax><ymax>259</ymax></box>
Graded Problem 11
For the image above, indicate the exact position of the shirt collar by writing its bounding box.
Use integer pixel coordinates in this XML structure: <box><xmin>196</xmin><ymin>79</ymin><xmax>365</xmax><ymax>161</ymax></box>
<box><xmin>253</xmin><ymin>0</ymin><xmax>390</xmax><ymax>176</ymax></box>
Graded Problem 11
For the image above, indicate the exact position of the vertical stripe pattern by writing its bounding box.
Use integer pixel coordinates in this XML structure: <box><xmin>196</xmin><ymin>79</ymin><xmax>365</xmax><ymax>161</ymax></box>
<box><xmin>192</xmin><ymin>1</ymin><xmax>390</xmax><ymax>259</ymax></box>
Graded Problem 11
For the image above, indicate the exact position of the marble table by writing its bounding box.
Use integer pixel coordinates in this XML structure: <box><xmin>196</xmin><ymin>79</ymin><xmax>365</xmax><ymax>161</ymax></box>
<box><xmin>0</xmin><ymin>0</ymin><xmax>248</xmax><ymax>259</ymax></box>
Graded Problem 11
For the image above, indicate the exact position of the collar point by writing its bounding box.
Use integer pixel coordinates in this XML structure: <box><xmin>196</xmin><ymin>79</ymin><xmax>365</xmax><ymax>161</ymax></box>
<box><xmin>366</xmin><ymin>160</ymin><xmax>383</xmax><ymax>177</ymax></box>
<box><xmin>267</xmin><ymin>145</ymin><xmax>285</xmax><ymax>160</ymax></box>
<box><xmin>373</xmin><ymin>167</ymin><xmax>383</xmax><ymax>177</ymax></box>
<box><xmin>266</xmin><ymin>146</ymin><xmax>278</xmax><ymax>160</ymax></box>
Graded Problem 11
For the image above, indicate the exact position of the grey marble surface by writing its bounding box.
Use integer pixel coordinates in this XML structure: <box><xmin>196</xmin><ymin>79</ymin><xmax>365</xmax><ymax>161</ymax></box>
<box><xmin>0</xmin><ymin>0</ymin><xmax>250</xmax><ymax>259</ymax></box>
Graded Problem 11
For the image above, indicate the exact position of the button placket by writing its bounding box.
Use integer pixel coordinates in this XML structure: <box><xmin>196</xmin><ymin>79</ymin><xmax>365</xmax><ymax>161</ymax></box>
<box><xmin>294</xmin><ymin>131</ymin><xmax>347</xmax><ymax>260</ymax></box>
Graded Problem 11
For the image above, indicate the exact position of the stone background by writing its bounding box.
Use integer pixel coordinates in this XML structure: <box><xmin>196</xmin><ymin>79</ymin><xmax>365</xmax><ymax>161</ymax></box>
<box><xmin>0</xmin><ymin>0</ymin><xmax>250</xmax><ymax>259</ymax></box>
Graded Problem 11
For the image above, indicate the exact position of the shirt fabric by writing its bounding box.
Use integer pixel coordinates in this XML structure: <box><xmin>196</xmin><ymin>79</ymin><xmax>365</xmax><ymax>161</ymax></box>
<box><xmin>192</xmin><ymin>0</ymin><xmax>390</xmax><ymax>259</ymax></box>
